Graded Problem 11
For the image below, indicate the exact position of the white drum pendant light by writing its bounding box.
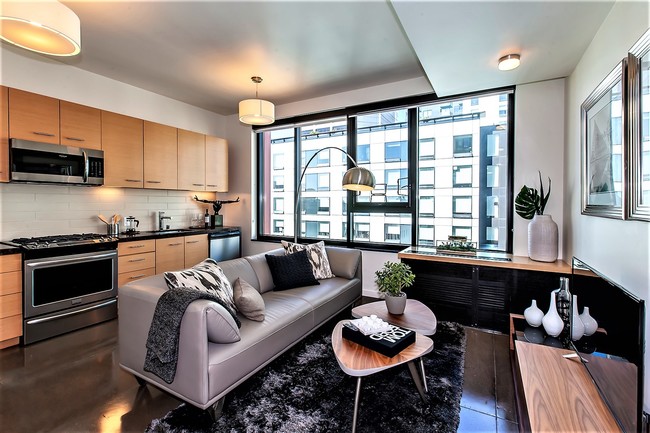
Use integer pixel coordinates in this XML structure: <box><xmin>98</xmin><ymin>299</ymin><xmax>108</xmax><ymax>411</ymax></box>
<box><xmin>0</xmin><ymin>0</ymin><xmax>81</xmax><ymax>56</ymax></box>
<box><xmin>239</xmin><ymin>76</ymin><xmax>275</xmax><ymax>126</ymax></box>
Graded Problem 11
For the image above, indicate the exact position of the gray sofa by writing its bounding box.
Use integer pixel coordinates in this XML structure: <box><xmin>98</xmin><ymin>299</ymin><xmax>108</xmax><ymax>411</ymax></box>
<box><xmin>118</xmin><ymin>246</ymin><xmax>362</xmax><ymax>414</ymax></box>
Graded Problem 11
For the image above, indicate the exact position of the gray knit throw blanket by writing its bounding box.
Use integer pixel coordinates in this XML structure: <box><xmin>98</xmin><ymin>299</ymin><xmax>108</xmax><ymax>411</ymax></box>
<box><xmin>143</xmin><ymin>287</ymin><xmax>240</xmax><ymax>384</ymax></box>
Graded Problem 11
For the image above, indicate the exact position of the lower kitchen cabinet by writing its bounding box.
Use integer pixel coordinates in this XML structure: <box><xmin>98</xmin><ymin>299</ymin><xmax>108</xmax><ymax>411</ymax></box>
<box><xmin>117</xmin><ymin>239</ymin><xmax>156</xmax><ymax>286</ymax></box>
<box><xmin>155</xmin><ymin>236</ymin><xmax>186</xmax><ymax>273</ymax></box>
<box><xmin>401</xmin><ymin>258</ymin><xmax>567</xmax><ymax>333</ymax></box>
<box><xmin>0</xmin><ymin>254</ymin><xmax>22</xmax><ymax>349</ymax></box>
<box><xmin>184</xmin><ymin>234</ymin><xmax>208</xmax><ymax>268</ymax></box>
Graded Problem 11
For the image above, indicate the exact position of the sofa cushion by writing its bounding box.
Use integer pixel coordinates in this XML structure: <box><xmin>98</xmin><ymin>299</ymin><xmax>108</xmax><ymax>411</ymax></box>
<box><xmin>265</xmin><ymin>250</ymin><xmax>320</xmax><ymax>290</ymax></box>
<box><xmin>245</xmin><ymin>249</ymin><xmax>283</xmax><ymax>294</ymax></box>
<box><xmin>233</xmin><ymin>278</ymin><xmax>265</xmax><ymax>322</ymax></box>
<box><xmin>218</xmin><ymin>257</ymin><xmax>261</xmax><ymax>292</ymax></box>
<box><xmin>281</xmin><ymin>240</ymin><xmax>335</xmax><ymax>279</ymax></box>
<box><xmin>325</xmin><ymin>246</ymin><xmax>361</xmax><ymax>279</ymax></box>
<box><xmin>164</xmin><ymin>258</ymin><xmax>239</xmax><ymax>326</ymax></box>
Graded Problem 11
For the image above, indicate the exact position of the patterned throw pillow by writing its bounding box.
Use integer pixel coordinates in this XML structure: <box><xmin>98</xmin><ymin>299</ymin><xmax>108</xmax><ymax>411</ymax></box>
<box><xmin>164</xmin><ymin>258</ymin><xmax>239</xmax><ymax>324</ymax></box>
<box><xmin>265</xmin><ymin>250</ymin><xmax>320</xmax><ymax>290</ymax></box>
<box><xmin>281</xmin><ymin>240</ymin><xmax>335</xmax><ymax>279</ymax></box>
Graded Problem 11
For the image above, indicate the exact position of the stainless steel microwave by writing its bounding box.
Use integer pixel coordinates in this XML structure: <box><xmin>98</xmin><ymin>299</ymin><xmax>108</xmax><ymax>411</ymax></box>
<box><xmin>10</xmin><ymin>139</ymin><xmax>104</xmax><ymax>186</ymax></box>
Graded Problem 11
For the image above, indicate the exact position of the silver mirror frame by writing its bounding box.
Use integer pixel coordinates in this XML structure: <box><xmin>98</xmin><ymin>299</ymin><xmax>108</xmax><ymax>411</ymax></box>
<box><xmin>627</xmin><ymin>28</ymin><xmax>650</xmax><ymax>221</ymax></box>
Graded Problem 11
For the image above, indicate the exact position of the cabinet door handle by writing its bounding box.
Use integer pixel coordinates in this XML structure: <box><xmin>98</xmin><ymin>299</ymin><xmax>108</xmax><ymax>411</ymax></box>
<box><xmin>33</xmin><ymin>131</ymin><xmax>55</xmax><ymax>137</ymax></box>
<box><xmin>146</xmin><ymin>180</ymin><xmax>161</xmax><ymax>184</ymax></box>
<box><xmin>129</xmin><ymin>274</ymin><xmax>146</xmax><ymax>280</ymax></box>
<box><xmin>168</xmin><ymin>242</ymin><xmax>183</xmax><ymax>246</ymax></box>
<box><xmin>186</xmin><ymin>240</ymin><xmax>199</xmax><ymax>244</ymax></box>
<box><xmin>127</xmin><ymin>244</ymin><xmax>145</xmax><ymax>249</ymax></box>
<box><xmin>125</xmin><ymin>179</ymin><xmax>141</xmax><ymax>182</ymax></box>
<box><xmin>63</xmin><ymin>136</ymin><xmax>85</xmax><ymax>142</ymax></box>
<box><xmin>206</xmin><ymin>184</ymin><xmax>217</xmax><ymax>187</ymax></box>
<box><xmin>128</xmin><ymin>258</ymin><xmax>146</xmax><ymax>263</ymax></box>
<box><xmin>192</xmin><ymin>183</ymin><xmax>204</xmax><ymax>187</ymax></box>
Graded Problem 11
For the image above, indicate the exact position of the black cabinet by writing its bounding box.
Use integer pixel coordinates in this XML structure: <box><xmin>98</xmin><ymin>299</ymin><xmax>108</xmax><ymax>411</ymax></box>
<box><xmin>402</xmin><ymin>258</ymin><xmax>565</xmax><ymax>333</ymax></box>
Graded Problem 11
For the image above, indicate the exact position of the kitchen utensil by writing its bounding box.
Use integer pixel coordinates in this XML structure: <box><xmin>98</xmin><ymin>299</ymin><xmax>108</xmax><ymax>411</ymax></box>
<box><xmin>98</xmin><ymin>214</ymin><xmax>110</xmax><ymax>225</ymax></box>
<box><xmin>113</xmin><ymin>214</ymin><xmax>122</xmax><ymax>224</ymax></box>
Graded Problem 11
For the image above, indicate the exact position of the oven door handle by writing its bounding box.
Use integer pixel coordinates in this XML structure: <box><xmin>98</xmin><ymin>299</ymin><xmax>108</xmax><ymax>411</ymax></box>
<box><xmin>26</xmin><ymin>251</ymin><xmax>116</xmax><ymax>268</ymax></box>
<box><xmin>26</xmin><ymin>299</ymin><xmax>117</xmax><ymax>325</ymax></box>
<box><xmin>82</xmin><ymin>150</ymin><xmax>88</xmax><ymax>183</ymax></box>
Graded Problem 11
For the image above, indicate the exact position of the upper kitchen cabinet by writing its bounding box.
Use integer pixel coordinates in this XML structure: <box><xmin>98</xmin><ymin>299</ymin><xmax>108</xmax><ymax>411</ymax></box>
<box><xmin>178</xmin><ymin>129</ymin><xmax>205</xmax><ymax>190</ymax></box>
<box><xmin>8</xmin><ymin>88</ymin><xmax>59</xmax><ymax>144</ymax></box>
<box><xmin>102</xmin><ymin>111</ymin><xmax>144</xmax><ymax>188</ymax></box>
<box><xmin>144</xmin><ymin>121</ymin><xmax>177</xmax><ymax>190</ymax></box>
<box><xmin>59</xmin><ymin>101</ymin><xmax>101</xmax><ymax>150</ymax></box>
<box><xmin>0</xmin><ymin>86</ymin><xmax>8</xmax><ymax>183</ymax></box>
<box><xmin>205</xmin><ymin>135</ymin><xmax>228</xmax><ymax>192</ymax></box>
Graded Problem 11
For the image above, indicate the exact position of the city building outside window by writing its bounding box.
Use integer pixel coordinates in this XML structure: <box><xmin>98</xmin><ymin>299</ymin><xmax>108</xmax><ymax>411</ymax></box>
<box><xmin>273</xmin><ymin>175</ymin><xmax>284</xmax><ymax>191</ymax></box>
<box><xmin>453</xmin><ymin>134</ymin><xmax>472</xmax><ymax>157</ymax></box>
<box><xmin>453</xmin><ymin>165</ymin><xmax>473</xmax><ymax>187</ymax></box>
<box><xmin>273</xmin><ymin>197</ymin><xmax>284</xmax><ymax>214</ymax></box>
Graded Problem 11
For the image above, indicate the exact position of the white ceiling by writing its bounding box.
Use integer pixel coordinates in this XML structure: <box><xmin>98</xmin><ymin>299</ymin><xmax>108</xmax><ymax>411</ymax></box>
<box><xmin>48</xmin><ymin>0</ymin><xmax>615</xmax><ymax>116</ymax></box>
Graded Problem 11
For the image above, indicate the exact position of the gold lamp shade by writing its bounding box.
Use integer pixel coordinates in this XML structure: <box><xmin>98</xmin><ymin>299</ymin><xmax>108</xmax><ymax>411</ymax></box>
<box><xmin>0</xmin><ymin>0</ymin><xmax>81</xmax><ymax>56</ymax></box>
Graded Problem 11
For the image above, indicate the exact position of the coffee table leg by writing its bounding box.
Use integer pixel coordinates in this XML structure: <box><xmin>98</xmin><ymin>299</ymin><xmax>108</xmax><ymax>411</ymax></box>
<box><xmin>352</xmin><ymin>377</ymin><xmax>362</xmax><ymax>433</ymax></box>
<box><xmin>419</xmin><ymin>357</ymin><xmax>428</xmax><ymax>393</ymax></box>
<box><xmin>407</xmin><ymin>361</ymin><xmax>427</xmax><ymax>402</ymax></box>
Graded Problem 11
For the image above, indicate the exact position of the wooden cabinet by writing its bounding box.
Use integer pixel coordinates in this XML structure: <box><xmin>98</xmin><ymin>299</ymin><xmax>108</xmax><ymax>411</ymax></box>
<box><xmin>155</xmin><ymin>236</ymin><xmax>185</xmax><ymax>273</ymax></box>
<box><xmin>0</xmin><ymin>254</ymin><xmax>22</xmax><ymax>349</ymax></box>
<box><xmin>8</xmin><ymin>88</ymin><xmax>60</xmax><ymax>144</ymax></box>
<box><xmin>144</xmin><ymin>121</ymin><xmax>177</xmax><ymax>190</ymax></box>
<box><xmin>0</xmin><ymin>86</ymin><xmax>8</xmax><ymax>183</ymax></box>
<box><xmin>102</xmin><ymin>111</ymin><xmax>144</xmax><ymax>188</ymax></box>
<box><xmin>205</xmin><ymin>135</ymin><xmax>228</xmax><ymax>192</ymax></box>
<box><xmin>184</xmin><ymin>234</ymin><xmax>208</xmax><ymax>268</ymax></box>
<box><xmin>60</xmin><ymin>101</ymin><xmax>101</xmax><ymax>149</ymax></box>
<box><xmin>177</xmin><ymin>129</ymin><xmax>205</xmax><ymax>191</ymax></box>
<box><xmin>117</xmin><ymin>239</ymin><xmax>156</xmax><ymax>287</ymax></box>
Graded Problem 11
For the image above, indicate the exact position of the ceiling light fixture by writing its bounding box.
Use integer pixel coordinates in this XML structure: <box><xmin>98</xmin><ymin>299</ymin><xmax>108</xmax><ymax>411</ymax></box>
<box><xmin>0</xmin><ymin>0</ymin><xmax>81</xmax><ymax>56</ymax></box>
<box><xmin>239</xmin><ymin>76</ymin><xmax>275</xmax><ymax>126</ymax></box>
<box><xmin>498</xmin><ymin>54</ymin><xmax>520</xmax><ymax>71</ymax></box>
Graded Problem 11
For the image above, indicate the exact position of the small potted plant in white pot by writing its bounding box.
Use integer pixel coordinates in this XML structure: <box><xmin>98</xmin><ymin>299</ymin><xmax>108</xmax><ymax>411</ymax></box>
<box><xmin>374</xmin><ymin>261</ymin><xmax>415</xmax><ymax>315</ymax></box>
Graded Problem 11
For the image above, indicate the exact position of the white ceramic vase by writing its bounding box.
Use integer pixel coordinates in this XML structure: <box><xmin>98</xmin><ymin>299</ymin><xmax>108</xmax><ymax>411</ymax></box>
<box><xmin>580</xmin><ymin>306</ymin><xmax>598</xmax><ymax>336</ymax></box>
<box><xmin>385</xmin><ymin>292</ymin><xmax>407</xmax><ymax>315</ymax></box>
<box><xmin>524</xmin><ymin>300</ymin><xmax>544</xmax><ymax>327</ymax></box>
<box><xmin>571</xmin><ymin>295</ymin><xmax>585</xmax><ymax>341</ymax></box>
<box><xmin>542</xmin><ymin>291</ymin><xmax>563</xmax><ymax>337</ymax></box>
<box><xmin>528</xmin><ymin>214</ymin><xmax>558</xmax><ymax>262</ymax></box>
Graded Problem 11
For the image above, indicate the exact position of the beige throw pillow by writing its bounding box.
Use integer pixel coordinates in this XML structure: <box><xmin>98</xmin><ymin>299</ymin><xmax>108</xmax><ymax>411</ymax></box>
<box><xmin>233</xmin><ymin>277</ymin><xmax>265</xmax><ymax>322</ymax></box>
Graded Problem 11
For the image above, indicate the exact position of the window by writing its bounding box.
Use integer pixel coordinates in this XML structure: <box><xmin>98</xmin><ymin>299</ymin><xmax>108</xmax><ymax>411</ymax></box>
<box><xmin>453</xmin><ymin>196</ymin><xmax>472</xmax><ymax>218</ymax></box>
<box><xmin>256</xmin><ymin>90</ymin><xmax>513</xmax><ymax>251</ymax></box>
<box><xmin>453</xmin><ymin>135</ymin><xmax>472</xmax><ymax>157</ymax></box>
<box><xmin>453</xmin><ymin>165</ymin><xmax>472</xmax><ymax>187</ymax></box>
<box><xmin>273</xmin><ymin>197</ymin><xmax>284</xmax><ymax>214</ymax></box>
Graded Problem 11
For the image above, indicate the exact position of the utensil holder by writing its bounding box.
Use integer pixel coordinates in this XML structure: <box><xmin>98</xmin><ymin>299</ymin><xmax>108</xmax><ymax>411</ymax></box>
<box><xmin>107</xmin><ymin>223</ymin><xmax>119</xmax><ymax>236</ymax></box>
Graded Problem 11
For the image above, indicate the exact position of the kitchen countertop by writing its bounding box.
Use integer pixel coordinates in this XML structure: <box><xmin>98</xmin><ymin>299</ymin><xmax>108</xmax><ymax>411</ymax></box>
<box><xmin>0</xmin><ymin>243</ymin><xmax>21</xmax><ymax>255</ymax></box>
<box><xmin>116</xmin><ymin>226</ymin><xmax>240</xmax><ymax>242</ymax></box>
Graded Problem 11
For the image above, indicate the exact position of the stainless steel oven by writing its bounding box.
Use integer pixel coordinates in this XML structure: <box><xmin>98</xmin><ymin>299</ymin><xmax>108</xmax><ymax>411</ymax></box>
<box><xmin>10</xmin><ymin>234</ymin><xmax>118</xmax><ymax>344</ymax></box>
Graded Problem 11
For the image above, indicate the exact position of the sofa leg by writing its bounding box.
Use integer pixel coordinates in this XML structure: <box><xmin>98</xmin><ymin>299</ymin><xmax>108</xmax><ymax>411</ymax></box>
<box><xmin>134</xmin><ymin>375</ymin><xmax>147</xmax><ymax>387</ymax></box>
<box><xmin>206</xmin><ymin>397</ymin><xmax>226</xmax><ymax>421</ymax></box>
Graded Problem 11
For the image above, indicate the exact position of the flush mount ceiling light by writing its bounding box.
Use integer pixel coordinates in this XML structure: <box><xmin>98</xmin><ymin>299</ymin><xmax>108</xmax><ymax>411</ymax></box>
<box><xmin>0</xmin><ymin>0</ymin><xmax>81</xmax><ymax>56</ymax></box>
<box><xmin>498</xmin><ymin>54</ymin><xmax>520</xmax><ymax>71</ymax></box>
<box><xmin>239</xmin><ymin>76</ymin><xmax>275</xmax><ymax>126</ymax></box>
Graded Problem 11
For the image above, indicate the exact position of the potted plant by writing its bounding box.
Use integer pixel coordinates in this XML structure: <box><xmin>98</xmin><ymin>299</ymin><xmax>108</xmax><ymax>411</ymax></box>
<box><xmin>515</xmin><ymin>171</ymin><xmax>558</xmax><ymax>262</ymax></box>
<box><xmin>374</xmin><ymin>261</ymin><xmax>415</xmax><ymax>315</ymax></box>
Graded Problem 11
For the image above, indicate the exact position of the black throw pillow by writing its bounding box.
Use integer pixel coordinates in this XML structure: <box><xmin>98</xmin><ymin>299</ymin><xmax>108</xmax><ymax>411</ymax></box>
<box><xmin>265</xmin><ymin>249</ymin><xmax>320</xmax><ymax>290</ymax></box>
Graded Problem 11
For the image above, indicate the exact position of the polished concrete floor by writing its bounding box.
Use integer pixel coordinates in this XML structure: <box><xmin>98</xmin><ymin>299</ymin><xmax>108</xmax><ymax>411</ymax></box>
<box><xmin>0</xmin><ymin>318</ymin><xmax>518</xmax><ymax>432</ymax></box>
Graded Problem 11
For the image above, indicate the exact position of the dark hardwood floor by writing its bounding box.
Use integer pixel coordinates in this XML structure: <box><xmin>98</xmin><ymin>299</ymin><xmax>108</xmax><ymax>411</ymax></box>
<box><xmin>0</xmin><ymin>318</ymin><xmax>518</xmax><ymax>432</ymax></box>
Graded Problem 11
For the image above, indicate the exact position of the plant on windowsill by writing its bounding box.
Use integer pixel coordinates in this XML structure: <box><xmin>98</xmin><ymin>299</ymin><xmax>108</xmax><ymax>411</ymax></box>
<box><xmin>515</xmin><ymin>171</ymin><xmax>558</xmax><ymax>262</ymax></box>
<box><xmin>374</xmin><ymin>261</ymin><xmax>415</xmax><ymax>315</ymax></box>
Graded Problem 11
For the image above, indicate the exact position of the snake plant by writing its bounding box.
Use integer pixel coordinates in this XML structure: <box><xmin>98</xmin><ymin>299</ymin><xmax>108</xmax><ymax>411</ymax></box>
<box><xmin>515</xmin><ymin>171</ymin><xmax>551</xmax><ymax>220</ymax></box>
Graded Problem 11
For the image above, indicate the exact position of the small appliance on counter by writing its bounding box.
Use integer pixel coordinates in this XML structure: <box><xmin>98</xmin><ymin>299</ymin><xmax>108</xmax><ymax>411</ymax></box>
<box><xmin>124</xmin><ymin>216</ymin><xmax>140</xmax><ymax>233</ymax></box>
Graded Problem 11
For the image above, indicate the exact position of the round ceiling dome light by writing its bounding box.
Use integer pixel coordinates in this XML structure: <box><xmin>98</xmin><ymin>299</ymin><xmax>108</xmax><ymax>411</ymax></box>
<box><xmin>0</xmin><ymin>0</ymin><xmax>81</xmax><ymax>56</ymax></box>
<box><xmin>498</xmin><ymin>54</ymin><xmax>520</xmax><ymax>71</ymax></box>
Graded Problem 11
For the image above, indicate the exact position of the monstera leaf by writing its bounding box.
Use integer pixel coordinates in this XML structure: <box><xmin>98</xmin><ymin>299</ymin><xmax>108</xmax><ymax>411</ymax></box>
<box><xmin>515</xmin><ymin>171</ymin><xmax>551</xmax><ymax>220</ymax></box>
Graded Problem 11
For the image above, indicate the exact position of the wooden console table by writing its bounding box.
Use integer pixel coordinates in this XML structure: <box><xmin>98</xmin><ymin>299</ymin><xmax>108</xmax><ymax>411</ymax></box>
<box><xmin>513</xmin><ymin>340</ymin><xmax>621</xmax><ymax>432</ymax></box>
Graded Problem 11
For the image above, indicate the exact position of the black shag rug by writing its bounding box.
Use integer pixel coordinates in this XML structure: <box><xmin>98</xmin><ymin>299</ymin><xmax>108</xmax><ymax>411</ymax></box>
<box><xmin>146</xmin><ymin>321</ymin><xmax>466</xmax><ymax>433</ymax></box>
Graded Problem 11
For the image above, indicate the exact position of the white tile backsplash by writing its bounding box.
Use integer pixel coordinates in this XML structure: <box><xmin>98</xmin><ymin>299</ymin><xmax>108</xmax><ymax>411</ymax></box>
<box><xmin>0</xmin><ymin>183</ymin><xmax>217</xmax><ymax>240</ymax></box>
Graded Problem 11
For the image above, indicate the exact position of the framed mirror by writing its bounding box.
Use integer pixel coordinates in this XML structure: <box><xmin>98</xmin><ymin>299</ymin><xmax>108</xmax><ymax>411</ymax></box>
<box><xmin>581</xmin><ymin>60</ymin><xmax>627</xmax><ymax>219</ymax></box>
<box><xmin>628</xmin><ymin>28</ymin><xmax>650</xmax><ymax>221</ymax></box>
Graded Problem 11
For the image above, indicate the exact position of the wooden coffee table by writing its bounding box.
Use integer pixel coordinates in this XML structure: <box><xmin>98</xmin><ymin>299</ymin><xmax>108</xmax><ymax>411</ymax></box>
<box><xmin>331</xmin><ymin>320</ymin><xmax>433</xmax><ymax>433</ymax></box>
<box><xmin>352</xmin><ymin>299</ymin><xmax>437</xmax><ymax>335</ymax></box>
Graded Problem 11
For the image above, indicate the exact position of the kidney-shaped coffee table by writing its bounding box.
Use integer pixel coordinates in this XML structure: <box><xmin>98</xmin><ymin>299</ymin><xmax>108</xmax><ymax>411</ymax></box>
<box><xmin>331</xmin><ymin>320</ymin><xmax>433</xmax><ymax>433</ymax></box>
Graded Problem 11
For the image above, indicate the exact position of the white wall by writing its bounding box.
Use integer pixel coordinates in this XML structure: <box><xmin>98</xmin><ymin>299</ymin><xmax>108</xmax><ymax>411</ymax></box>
<box><xmin>564</xmin><ymin>0</ymin><xmax>650</xmax><ymax>409</ymax></box>
<box><xmin>513</xmin><ymin>79</ymin><xmax>566</xmax><ymax>258</ymax></box>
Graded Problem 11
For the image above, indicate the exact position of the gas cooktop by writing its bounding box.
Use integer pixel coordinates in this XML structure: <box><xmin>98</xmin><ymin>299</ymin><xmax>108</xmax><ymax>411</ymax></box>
<box><xmin>8</xmin><ymin>233</ymin><xmax>117</xmax><ymax>250</ymax></box>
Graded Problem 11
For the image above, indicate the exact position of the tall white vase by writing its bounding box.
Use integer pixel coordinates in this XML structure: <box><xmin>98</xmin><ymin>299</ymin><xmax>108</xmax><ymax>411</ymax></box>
<box><xmin>542</xmin><ymin>291</ymin><xmax>563</xmax><ymax>337</ymax></box>
<box><xmin>571</xmin><ymin>295</ymin><xmax>585</xmax><ymax>341</ymax></box>
<box><xmin>580</xmin><ymin>307</ymin><xmax>598</xmax><ymax>336</ymax></box>
<box><xmin>524</xmin><ymin>300</ymin><xmax>544</xmax><ymax>327</ymax></box>
<box><xmin>528</xmin><ymin>214</ymin><xmax>558</xmax><ymax>262</ymax></box>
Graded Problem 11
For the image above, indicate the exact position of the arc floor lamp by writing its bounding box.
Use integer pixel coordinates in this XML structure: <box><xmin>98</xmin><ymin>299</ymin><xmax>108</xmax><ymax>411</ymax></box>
<box><xmin>294</xmin><ymin>146</ymin><xmax>375</xmax><ymax>243</ymax></box>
